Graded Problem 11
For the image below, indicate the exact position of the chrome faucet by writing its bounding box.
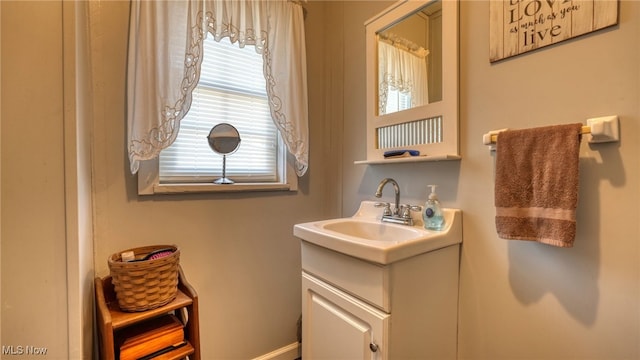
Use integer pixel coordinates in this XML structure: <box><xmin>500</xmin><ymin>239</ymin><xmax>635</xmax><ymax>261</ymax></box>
<box><xmin>375</xmin><ymin>178</ymin><xmax>421</xmax><ymax>226</ymax></box>
<box><xmin>375</xmin><ymin>178</ymin><xmax>401</xmax><ymax>215</ymax></box>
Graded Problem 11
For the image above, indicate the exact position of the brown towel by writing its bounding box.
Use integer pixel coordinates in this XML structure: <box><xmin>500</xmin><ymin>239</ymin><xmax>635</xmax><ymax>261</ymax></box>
<box><xmin>495</xmin><ymin>123</ymin><xmax>583</xmax><ymax>248</ymax></box>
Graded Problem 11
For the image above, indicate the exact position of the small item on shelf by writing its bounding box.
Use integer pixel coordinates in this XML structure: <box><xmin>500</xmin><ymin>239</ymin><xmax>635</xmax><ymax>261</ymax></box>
<box><xmin>120</xmin><ymin>251</ymin><xmax>135</xmax><ymax>262</ymax></box>
<box><xmin>145</xmin><ymin>248</ymin><xmax>175</xmax><ymax>260</ymax></box>
<box><xmin>130</xmin><ymin>247</ymin><xmax>175</xmax><ymax>262</ymax></box>
<box><xmin>117</xmin><ymin>314</ymin><xmax>185</xmax><ymax>360</ymax></box>
<box><xmin>383</xmin><ymin>149</ymin><xmax>420</xmax><ymax>158</ymax></box>
<box><xmin>120</xmin><ymin>247</ymin><xmax>176</xmax><ymax>262</ymax></box>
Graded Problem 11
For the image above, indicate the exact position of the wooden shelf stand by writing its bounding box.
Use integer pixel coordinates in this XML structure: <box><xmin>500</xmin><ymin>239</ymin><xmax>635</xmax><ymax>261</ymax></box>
<box><xmin>95</xmin><ymin>267</ymin><xmax>200</xmax><ymax>360</ymax></box>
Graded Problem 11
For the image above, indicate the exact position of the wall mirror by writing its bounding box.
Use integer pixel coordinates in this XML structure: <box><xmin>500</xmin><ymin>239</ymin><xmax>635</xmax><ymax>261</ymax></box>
<box><xmin>378</xmin><ymin>1</ymin><xmax>442</xmax><ymax>115</ymax></box>
<box><xmin>358</xmin><ymin>0</ymin><xmax>459</xmax><ymax>164</ymax></box>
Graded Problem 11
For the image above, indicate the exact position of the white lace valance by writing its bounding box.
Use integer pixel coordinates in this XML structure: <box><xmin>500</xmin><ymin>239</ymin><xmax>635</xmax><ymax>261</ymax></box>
<box><xmin>127</xmin><ymin>0</ymin><xmax>309</xmax><ymax>176</ymax></box>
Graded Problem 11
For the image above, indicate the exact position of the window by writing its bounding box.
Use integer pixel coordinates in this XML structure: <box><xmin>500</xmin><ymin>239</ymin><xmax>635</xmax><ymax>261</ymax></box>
<box><xmin>159</xmin><ymin>36</ymin><xmax>283</xmax><ymax>184</ymax></box>
<box><xmin>384</xmin><ymin>88</ymin><xmax>412</xmax><ymax>114</ymax></box>
<box><xmin>129</xmin><ymin>1</ymin><xmax>308</xmax><ymax>195</ymax></box>
<box><xmin>137</xmin><ymin>36</ymin><xmax>297</xmax><ymax>194</ymax></box>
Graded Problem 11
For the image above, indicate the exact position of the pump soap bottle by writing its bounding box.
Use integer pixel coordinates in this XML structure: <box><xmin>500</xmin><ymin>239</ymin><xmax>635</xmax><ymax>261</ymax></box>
<box><xmin>423</xmin><ymin>185</ymin><xmax>445</xmax><ymax>230</ymax></box>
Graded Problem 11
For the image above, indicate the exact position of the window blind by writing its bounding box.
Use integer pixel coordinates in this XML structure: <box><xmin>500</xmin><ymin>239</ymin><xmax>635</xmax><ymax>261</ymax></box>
<box><xmin>385</xmin><ymin>87</ymin><xmax>412</xmax><ymax>114</ymax></box>
<box><xmin>160</xmin><ymin>36</ymin><xmax>279</xmax><ymax>183</ymax></box>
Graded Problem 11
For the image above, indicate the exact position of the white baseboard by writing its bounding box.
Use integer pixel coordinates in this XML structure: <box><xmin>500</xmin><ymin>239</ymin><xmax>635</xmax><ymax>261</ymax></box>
<box><xmin>251</xmin><ymin>342</ymin><xmax>300</xmax><ymax>360</ymax></box>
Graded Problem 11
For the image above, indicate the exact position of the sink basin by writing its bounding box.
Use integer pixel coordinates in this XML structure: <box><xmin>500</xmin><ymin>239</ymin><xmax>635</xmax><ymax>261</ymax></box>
<box><xmin>321</xmin><ymin>219</ymin><xmax>426</xmax><ymax>242</ymax></box>
<box><xmin>294</xmin><ymin>201</ymin><xmax>462</xmax><ymax>264</ymax></box>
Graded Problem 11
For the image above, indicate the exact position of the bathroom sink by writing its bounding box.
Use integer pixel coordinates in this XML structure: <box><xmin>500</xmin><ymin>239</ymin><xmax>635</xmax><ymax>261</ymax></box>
<box><xmin>321</xmin><ymin>219</ymin><xmax>425</xmax><ymax>242</ymax></box>
<box><xmin>294</xmin><ymin>201</ymin><xmax>462</xmax><ymax>264</ymax></box>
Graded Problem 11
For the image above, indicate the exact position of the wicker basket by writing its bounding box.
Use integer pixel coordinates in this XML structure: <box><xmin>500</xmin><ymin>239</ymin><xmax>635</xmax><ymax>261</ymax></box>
<box><xmin>108</xmin><ymin>245</ymin><xmax>180</xmax><ymax>312</ymax></box>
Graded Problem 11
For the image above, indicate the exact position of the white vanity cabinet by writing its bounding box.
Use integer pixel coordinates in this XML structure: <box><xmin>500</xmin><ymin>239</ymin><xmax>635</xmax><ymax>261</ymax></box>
<box><xmin>301</xmin><ymin>241</ymin><xmax>460</xmax><ymax>360</ymax></box>
<box><xmin>303</xmin><ymin>273</ymin><xmax>389</xmax><ymax>359</ymax></box>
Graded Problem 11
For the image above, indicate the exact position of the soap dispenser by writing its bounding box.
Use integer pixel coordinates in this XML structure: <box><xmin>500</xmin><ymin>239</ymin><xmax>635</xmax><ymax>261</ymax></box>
<box><xmin>423</xmin><ymin>185</ymin><xmax>445</xmax><ymax>230</ymax></box>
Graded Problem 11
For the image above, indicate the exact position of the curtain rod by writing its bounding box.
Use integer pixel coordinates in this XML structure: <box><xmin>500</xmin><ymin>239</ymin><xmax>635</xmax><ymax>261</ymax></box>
<box><xmin>377</xmin><ymin>33</ymin><xmax>428</xmax><ymax>58</ymax></box>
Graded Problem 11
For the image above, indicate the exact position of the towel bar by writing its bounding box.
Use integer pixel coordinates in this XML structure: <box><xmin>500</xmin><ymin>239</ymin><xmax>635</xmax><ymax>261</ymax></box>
<box><xmin>483</xmin><ymin>115</ymin><xmax>619</xmax><ymax>146</ymax></box>
<box><xmin>485</xmin><ymin>126</ymin><xmax>591</xmax><ymax>144</ymax></box>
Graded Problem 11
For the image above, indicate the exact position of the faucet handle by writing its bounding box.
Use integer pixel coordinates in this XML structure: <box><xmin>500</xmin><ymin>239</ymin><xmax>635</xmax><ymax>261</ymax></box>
<box><xmin>400</xmin><ymin>204</ymin><xmax>422</xmax><ymax>218</ymax></box>
<box><xmin>374</xmin><ymin>202</ymin><xmax>392</xmax><ymax>216</ymax></box>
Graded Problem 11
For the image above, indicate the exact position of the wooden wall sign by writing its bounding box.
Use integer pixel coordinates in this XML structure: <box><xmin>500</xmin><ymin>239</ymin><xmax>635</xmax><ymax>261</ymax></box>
<box><xmin>490</xmin><ymin>0</ymin><xmax>618</xmax><ymax>62</ymax></box>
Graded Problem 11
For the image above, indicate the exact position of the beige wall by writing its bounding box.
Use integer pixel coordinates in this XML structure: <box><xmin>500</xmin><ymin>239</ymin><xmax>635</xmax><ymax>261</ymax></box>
<box><xmin>458</xmin><ymin>2</ymin><xmax>639</xmax><ymax>357</ymax></box>
<box><xmin>1</xmin><ymin>1</ymin><xmax>70</xmax><ymax>358</ymax></box>
<box><xmin>89</xmin><ymin>1</ymin><xmax>338</xmax><ymax>359</ymax></box>
<box><xmin>1</xmin><ymin>1</ymin><xmax>93</xmax><ymax>358</ymax></box>
<box><xmin>336</xmin><ymin>1</ymin><xmax>640</xmax><ymax>359</ymax></box>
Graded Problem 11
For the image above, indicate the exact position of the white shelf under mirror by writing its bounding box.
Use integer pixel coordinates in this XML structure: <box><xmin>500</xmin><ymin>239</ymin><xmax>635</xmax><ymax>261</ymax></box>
<box><xmin>354</xmin><ymin>154</ymin><xmax>460</xmax><ymax>165</ymax></box>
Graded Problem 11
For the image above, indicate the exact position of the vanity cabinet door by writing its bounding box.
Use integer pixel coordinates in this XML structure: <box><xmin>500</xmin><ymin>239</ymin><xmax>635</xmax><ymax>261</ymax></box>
<box><xmin>302</xmin><ymin>273</ymin><xmax>389</xmax><ymax>360</ymax></box>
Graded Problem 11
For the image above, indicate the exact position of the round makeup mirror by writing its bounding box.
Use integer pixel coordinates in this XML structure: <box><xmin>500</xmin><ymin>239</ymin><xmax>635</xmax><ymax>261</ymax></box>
<box><xmin>207</xmin><ymin>123</ymin><xmax>241</xmax><ymax>184</ymax></box>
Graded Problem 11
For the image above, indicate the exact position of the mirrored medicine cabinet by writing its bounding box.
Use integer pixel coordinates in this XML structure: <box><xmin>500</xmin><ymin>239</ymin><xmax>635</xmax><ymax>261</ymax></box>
<box><xmin>356</xmin><ymin>0</ymin><xmax>459</xmax><ymax>164</ymax></box>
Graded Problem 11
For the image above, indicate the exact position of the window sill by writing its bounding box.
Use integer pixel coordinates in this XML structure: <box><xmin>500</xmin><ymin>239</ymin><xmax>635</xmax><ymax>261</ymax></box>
<box><xmin>151</xmin><ymin>182</ymin><xmax>294</xmax><ymax>195</ymax></box>
<box><xmin>137</xmin><ymin>157</ymin><xmax>298</xmax><ymax>195</ymax></box>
